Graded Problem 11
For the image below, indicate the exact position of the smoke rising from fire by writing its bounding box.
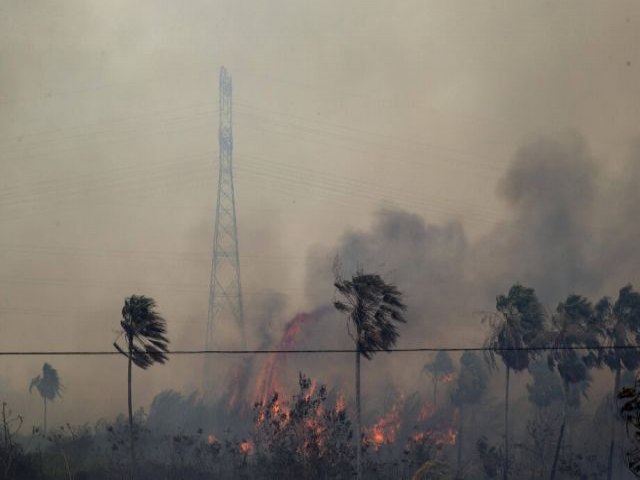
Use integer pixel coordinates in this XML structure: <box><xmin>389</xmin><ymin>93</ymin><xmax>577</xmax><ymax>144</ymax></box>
<box><xmin>295</xmin><ymin>133</ymin><xmax>640</xmax><ymax>415</ymax></box>
<box><xmin>138</xmin><ymin>131</ymin><xmax>640</xmax><ymax>446</ymax></box>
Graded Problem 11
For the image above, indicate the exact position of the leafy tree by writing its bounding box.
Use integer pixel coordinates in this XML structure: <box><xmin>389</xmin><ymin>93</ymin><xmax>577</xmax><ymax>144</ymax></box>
<box><xmin>334</xmin><ymin>271</ymin><xmax>407</xmax><ymax>480</ymax></box>
<box><xmin>423</xmin><ymin>351</ymin><xmax>455</xmax><ymax>408</ymax></box>
<box><xmin>546</xmin><ymin>294</ymin><xmax>599</xmax><ymax>480</ymax></box>
<box><xmin>113</xmin><ymin>294</ymin><xmax>169</xmax><ymax>474</ymax></box>
<box><xmin>483</xmin><ymin>284</ymin><xmax>545</xmax><ymax>480</ymax></box>
<box><xmin>597</xmin><ymin>284</ymin><xmax>640</xmax><ymax>480</ymax></box>
<box><xmin>29</xmin><ymin>362</ymin><xmax>62</xmax><ymax>435</ymax></box>
<box><xmin>451</xmin><ymin>352</ymin><xmax>488</xmax><ymax>471</ymax></box>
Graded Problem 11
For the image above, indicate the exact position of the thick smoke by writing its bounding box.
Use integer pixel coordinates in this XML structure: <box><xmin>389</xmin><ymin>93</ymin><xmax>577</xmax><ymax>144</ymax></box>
<box><xmin>305</xmin><ymin>210</ymin><xmax>470</xmax><ymax>347</ymax></box>
<box><xmin>596</xmin><ymin>140</ymin><xmax>640</xmax><ymax>291</ymax></box>
<box><xmin>474</xmin><ymin>133</ymin><xmax>600</xmax><ymax>302</ymax></box>
<box><xmin>296</xmin><ymin>133</ymin><xmax>640</xmax><ymax>411</ymax></box>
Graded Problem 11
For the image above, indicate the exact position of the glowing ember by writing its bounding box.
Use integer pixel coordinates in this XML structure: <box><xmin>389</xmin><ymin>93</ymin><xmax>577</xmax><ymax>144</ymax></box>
<box><xmin>439</xmin><ymin>372</ymin><xmax>456</xmax><ymax>384</ymax></box>
<box><xmin>412</xmin><ymin>431</ymin><xmax>427</xmax><ymax>443</ymax></box>
<box><xmin>239</xmin><ymin>440</ymin><xmax>254</xmax><ymax>455</ymax></box>
<box><xmin>207</xmin><ymin>434</ymin><xmax>219</xmax><ymax>445</ymax></box>
<box><xmin>371</xmin><ymin>428</ymin><xmax>385</xmax><ymax>445</ymax></box>
<box><xmin>304</xmin><ymin>380</ymin><xmax>318</xmax><ymax>402</ymax></box>
<box><xmin>418</xmin><ymin>403</ymin><xmax>435</xmax><ymax>422</ymax></box>
<box><xmin>411</xmin><ymin>428</ymin><xmax>457</xmax><ymax>447</ymax></box>
<box><xmin>436</xmin><ymin>428</ymin><xmax>457</xmax><ymax>446</ymax></box>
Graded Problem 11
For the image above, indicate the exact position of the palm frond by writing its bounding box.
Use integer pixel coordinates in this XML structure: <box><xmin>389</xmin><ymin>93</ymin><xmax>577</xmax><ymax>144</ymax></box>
<box><xmin>334</xmin><ymin>272</ymin><xmax>407</xmax><ymax>360</ymax></box>
<box><xmin>29</xmin><ymin>363</ymin><xmax>62</xmax><ymax>401</ymax></box>
<box><xmin>115</xmin><ymin>294</ymin><xmax>170</xmax><ymax>370</ymax></box>
<box><xmin>481</xmin><ymin>285</ymin><xmax>546</xmax><ymax>372</ymax></box>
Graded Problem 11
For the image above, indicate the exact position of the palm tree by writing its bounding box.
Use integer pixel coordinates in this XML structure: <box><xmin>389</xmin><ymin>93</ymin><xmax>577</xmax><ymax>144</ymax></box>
<box><xmin>334</xmin><ymin>271</ymin><xmax>407</xmax><ymax>480</ymax></box>
<box><xmin>29</xmin><ymin>363</ymin><xmax>62</xmax><ymax>436</ymax></box>
<box><xmin>451</xmin><ymin>351</ymin><xmax>488</xmax><ymax>472</ymax></box>
<box><xmin>483</xmin><ymin>284</ymin><xmax>545</xmax><ymax>480</ymax></box>
<box><xmin>596</xmin><ymin>285</ymin><xmax>640</xmax><ymax>480</ymax></box>
<box><xmin>423</xmin><ymin>351</ymin><xmax>455</xmax><ymax>408</ymax></box>
<box><xmin>113</xmin><ymin>295</ymin><xmax>169</xmax><ymax>473</ymax></box>
<box><xmin>546</xmin><ymin>294</ymin><xmax>600</xmax><ymax>480</ymax></box>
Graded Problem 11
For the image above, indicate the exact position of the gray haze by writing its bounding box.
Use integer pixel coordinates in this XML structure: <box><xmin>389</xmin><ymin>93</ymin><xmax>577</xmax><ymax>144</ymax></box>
<box><xmin>1</xmin><ymin>1</ymin><xmax>640</xmax><ymax>427</ymax></box>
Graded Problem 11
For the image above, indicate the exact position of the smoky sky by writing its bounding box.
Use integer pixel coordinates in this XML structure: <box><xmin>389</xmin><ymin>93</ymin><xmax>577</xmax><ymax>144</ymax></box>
<box><xmin>1</xmin><ymin>1</ymin><xmax>640</xmax><ymax>427</ymax></box>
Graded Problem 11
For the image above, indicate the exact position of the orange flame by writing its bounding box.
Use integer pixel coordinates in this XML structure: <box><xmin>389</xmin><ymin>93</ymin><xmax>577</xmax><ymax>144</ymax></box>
<box><xmin>365</xmin><ymin>397</ymin><xmax>404</xmax><ymax>449</ymax></box>
<box><xmin>207</xmin><ymin>434</ymin><xmax>219</xmax><ymax>445</ymax></box>
<box><xmin>412</xmin><ymin>428</ymin><xmax>457</xmax><ymax>447</ymax></box>
<box><xmin>255</xmin><ymin>391</ymin><xmax>292</xmax><ymax>429</ymax></box>
<box><xmin>411</xmin><ymin>401</ymin><xmax>457</xmax><ymax>447</ymax></box>
<box><xmin>335</xmin><ymin>394</ymin><xmax>346</xmax><ymax>413</ymax></box>
<box><xmin>254</xmin><ymin>312</ymin><xmax>317</xmax><ymax>405</ymax></box>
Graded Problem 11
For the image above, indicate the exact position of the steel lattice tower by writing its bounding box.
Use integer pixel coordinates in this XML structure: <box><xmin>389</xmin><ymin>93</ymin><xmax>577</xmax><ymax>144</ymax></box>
<box><xmin>206</xmin><ymin>67</ymin><xmax>245</xmax><ymax>365</ymax></box>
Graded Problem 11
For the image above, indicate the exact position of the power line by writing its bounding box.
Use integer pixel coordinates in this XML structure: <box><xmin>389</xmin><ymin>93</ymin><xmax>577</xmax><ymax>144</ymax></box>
<box><xmin>0</xmin><ymin>345</ymin><xmax>637</xmax><ymax>356</ymax></box>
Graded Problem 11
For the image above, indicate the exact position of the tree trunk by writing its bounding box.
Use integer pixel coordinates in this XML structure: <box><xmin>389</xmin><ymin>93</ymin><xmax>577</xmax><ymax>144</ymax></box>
<box><xmin>355</xmin><ymin>350</ymin><xmax>362</xmax><ymax>480</ymax></box>
<box><xmin>549</xmin><ymin>420</ymin><xmax>565</xmax><ymax>480</ymax></box>
<box><xmin>43</xmin><ymin>397</ymin><xmax>47</xmax><ymax>436</ymax></box>
<box><xmin>128</xmin><ymin>340</ymin><xmax>135</xmax><ymax>478</ymax></box>
<box><xmin>607</xmin><ymin>367</ymin><xmax>621</xmax><ymax>480</ymax></box>
<box><xmin>503</xmin><ymin>366</ymin><xmax>510</xmax><ymax>480</ymax></box>
<box><xmin>457</xmin><ymin>404</ymin><xmax>464</xmax><ymax>472</ymax></box>
<box><xmin>433</xmin><ymin>366</ymin><xmax>438</xmax><ymax>408</ymax></box>
<box><xmin>549</xmin><ymin>421</ymin><xmax>565</xmax><ymax>480</ymax></box>
<box><xmin>550</xmin><ymin>383</ymin><xmax>569</xmax><ymax>480</ymax></box>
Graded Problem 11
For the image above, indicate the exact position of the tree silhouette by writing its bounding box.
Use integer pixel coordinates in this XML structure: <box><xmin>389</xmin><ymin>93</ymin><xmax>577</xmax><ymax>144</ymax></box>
<box><xmin>29</xmin><ymin>363</ymin><xmax>62</xmax><ymax>436</ymax></box>
<box><xmin>451</xmin><ymin>351</ymin><xmax>487</xmax><ymax>472</ymax></box>
<box><xmin>619</xmin><ymin>378</ymin><xmax>640</xmax><ymax>477</ymax></box>
<box><xmin>597</xmin><ymin>284</ymin><xmax>640</xmax><ymax>480</ymax></box>
<box><xmin>423</xmin><ymin>351</ymin><xmax>455</xmax><ymax>409</ymax></box>
<box><xmin>334</xmin><ymin>270</ymin><xmax>407</xmax><ymax>480</ymax></box>
<box><xmin>546</xmin><ymin>294</ymin><xmax>600</xmax><ymax>480</ymax></box>
<box><xmin>113</xmin><ymin>294</ymin><xmax>169</xmax><ymax>474</ymax></box>
<box><xmin>483</xmin><ymin>284</ymin><xmax>545</xmax><ymax>480</ymax></box>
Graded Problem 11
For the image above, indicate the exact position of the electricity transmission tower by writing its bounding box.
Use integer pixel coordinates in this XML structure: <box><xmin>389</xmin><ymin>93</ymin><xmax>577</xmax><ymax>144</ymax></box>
<box><xmin>205</xmin><ymin>67</ymin><xmax>246</xmax><ymax>379</ymax></box>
